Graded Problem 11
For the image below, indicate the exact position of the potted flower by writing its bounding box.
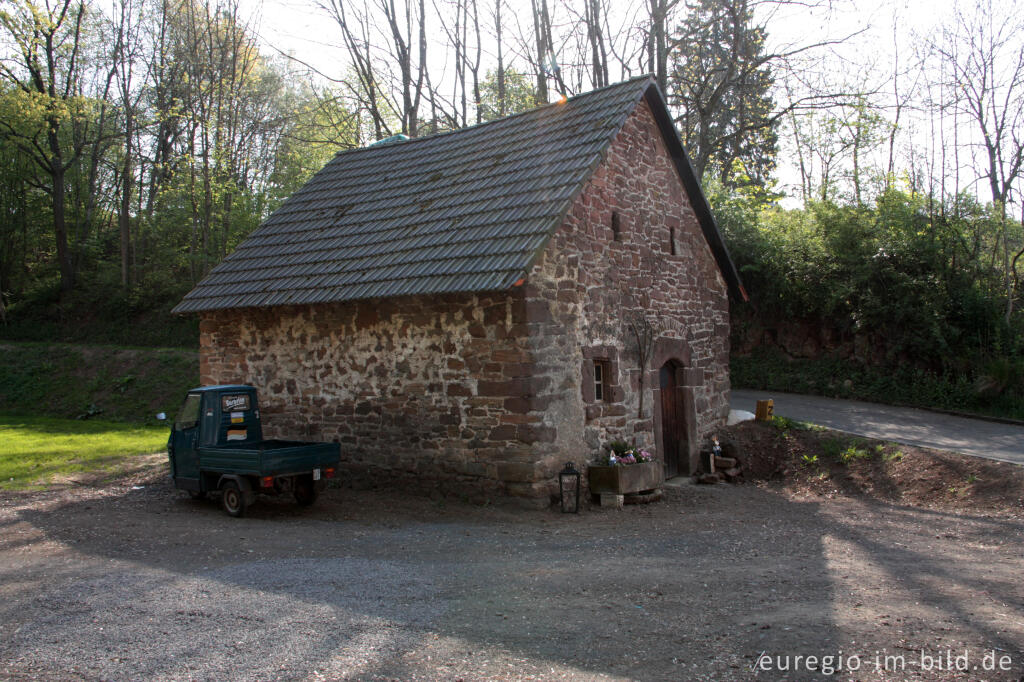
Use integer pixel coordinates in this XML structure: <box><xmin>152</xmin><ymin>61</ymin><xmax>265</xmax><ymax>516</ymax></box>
<box><xmin>588</xmin><ymin>441</ymin><xmax>664</xmax><ymax>496</ymax></box>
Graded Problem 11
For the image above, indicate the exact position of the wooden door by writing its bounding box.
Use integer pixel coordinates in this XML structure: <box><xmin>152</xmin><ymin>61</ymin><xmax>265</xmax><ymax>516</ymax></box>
<box><xmin>659</xmin><ymin>363</ymin><xmax>684</xmax><ymax>478</ymax></box>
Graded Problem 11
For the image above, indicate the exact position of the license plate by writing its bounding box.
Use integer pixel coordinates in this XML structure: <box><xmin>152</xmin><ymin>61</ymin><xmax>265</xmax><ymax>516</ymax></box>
<box><xmin>313</xmin><ymin>468</ymin><xmax>320</xmax><ymax>481</ymax></box>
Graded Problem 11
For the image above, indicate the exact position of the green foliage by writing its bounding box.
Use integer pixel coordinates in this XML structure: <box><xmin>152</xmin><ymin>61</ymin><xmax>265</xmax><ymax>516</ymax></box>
<box><xmin>0</xmin><ymin>3</ymin><xmax>361</xmax><ymax>345</ymax></box>
<box><xmin>733</xmin><ymin>348</ymin><xmax>1024</xmax><ymax>420</ymax></box>
<box><xmin>838</xmin><ymin>445</ymin><xmax>872</xmax><ymax>464</ymax></box>
<box><xmin>267</xmin><ymin>81</ymin><xmax>360</xmax><ymax>204</ymax></box>
<box><xmin>1</xmin><ymin>272</ymin><xmax>198</xmax><ymax>347</ymax></box>
<box><xmin>882</xmin><ymin>449</ymin><xmax>904</xmax><ymax>462</ymax></box>
<box><xmin>0</xmin><ymin>342</ymin><xmax>198</xmax><ymax>423</ymax></box>
<box><xmin>606</xmin><ymin>440</ymin><xmax>633</xmax><ymax>456</ymax></box>
<box><xmin>818</xmin><ymin>436</ymin><xmax>871</xmax><ymax>464</ymax></box>
<box><xmin>769</xmin><ymin>415</ymin><xmax>816</xmax><ymax>432</ymax></box>
<box><xmin>723</xmin><ymin>181</ymin><xmax>1024</xmax><ymax>419</ymax></box>
<box><xmin>0</xmin><ymin>414</ymin><xmax>167</xmax><ymax>490</ymax></box>
<box><xmin>478</xmin><ymin>69</ymin><xmax>538</xmax><ymax>122</ymax></box>
<box><xmin>724</xmin><ymin>188</ymin><xmax>1021</xmax><ymax>367</ymax></box>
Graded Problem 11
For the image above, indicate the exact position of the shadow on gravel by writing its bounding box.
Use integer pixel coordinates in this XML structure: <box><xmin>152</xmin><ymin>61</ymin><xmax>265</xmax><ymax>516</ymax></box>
<box><xmin>16</xmin><ymin>474</ymin><xmax>996</xmax><ymax>680</ymax></box>
<box><xmin>824</xmin><ymin>500</ymin><xmax>1024</xmax><ymax>658</ymax></box>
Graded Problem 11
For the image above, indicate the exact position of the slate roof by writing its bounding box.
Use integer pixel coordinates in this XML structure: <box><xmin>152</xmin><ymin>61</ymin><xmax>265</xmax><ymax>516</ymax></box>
<box><xmin>173</xmin><ymin>76</ymin><xmax>745</xmax><ymax>313</ymax></box>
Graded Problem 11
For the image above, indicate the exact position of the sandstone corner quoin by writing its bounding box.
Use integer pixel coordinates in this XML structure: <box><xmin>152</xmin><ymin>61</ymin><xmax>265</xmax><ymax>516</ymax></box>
<box><xmin>173</xmin><ymin>77</ymin><xmax>748</xmax><ymax>508</ymax></box>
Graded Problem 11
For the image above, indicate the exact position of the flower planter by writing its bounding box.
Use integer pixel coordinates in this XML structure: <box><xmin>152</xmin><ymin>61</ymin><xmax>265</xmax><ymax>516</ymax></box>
<box><xmin>587</xmin><ymin>461</ymin><xmax>663</xmax><ymax>495</ymax></box>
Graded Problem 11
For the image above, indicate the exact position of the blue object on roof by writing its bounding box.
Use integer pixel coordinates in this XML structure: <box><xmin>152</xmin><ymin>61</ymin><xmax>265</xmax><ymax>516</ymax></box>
<box><xmin>369</xmin><ymin>134</ymin><xmax>410</xmax><ymax>146</ymax></box>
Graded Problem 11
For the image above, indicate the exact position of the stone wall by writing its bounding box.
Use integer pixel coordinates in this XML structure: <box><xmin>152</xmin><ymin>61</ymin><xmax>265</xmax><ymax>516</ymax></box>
<box><xmin>522</xmin><ymin>97</ymin><xmax>732</xmax><ymax>475</ymax></box>
<box><xmin>199</xmin><ymin>97</ymin><xmax>732</xmax><ymax>505</ymax></box>
<box><xmin>200</xmin><ymin>291</ymin><xmax>567</xmax><ymax>507</ymax></box>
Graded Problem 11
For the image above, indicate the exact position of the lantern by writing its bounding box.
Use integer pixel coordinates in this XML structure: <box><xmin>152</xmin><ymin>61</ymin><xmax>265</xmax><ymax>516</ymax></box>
<box><xmin>559</xmin><ymin>462</ymin><xmax>581</xmax><ymax>513</ymax></box>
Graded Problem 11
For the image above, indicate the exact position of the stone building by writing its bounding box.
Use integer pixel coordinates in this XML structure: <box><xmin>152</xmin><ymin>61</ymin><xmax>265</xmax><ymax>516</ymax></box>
<box><xmin>173</xmin><ymin>76</ymin><xmax>747</xmax><ymax>507</ymax></box>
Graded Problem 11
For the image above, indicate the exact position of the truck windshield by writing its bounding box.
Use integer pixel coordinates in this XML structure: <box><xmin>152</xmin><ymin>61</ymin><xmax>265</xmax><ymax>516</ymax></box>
<box><xmin>175</xmin><ymin>394</ymin><xmax>202</xmax><ymax>430</ymax></box>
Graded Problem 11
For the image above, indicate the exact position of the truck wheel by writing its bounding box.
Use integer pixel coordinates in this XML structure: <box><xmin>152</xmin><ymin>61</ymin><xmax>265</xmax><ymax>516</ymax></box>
<box><xmin>293</xmin><ymin>476</ymin><xmax>318</xmax><ymax>507</ymax></box>
<box><xmin>221</xmin><ymin>480</ymin><xmax>247</xmax><ymax>517</ymax></box>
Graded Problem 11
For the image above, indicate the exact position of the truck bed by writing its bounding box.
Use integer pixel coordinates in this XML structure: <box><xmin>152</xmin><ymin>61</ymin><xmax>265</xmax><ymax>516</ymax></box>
<box><xmin>197</xmin><ymin>440</ymin><xmax>340</xmax><ymax>477</ymax></box>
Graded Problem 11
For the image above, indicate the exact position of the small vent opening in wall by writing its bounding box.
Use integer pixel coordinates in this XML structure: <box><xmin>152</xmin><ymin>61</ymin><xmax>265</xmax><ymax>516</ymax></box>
<box><xmin>611</xmin><ymin>212</ymin><xmax>621</xmax><ymax>242</ymax></box>
<box><xmin>669</xmin><ymin>225</ymin><xmax>677</xmax><ymax>255</ymax></box>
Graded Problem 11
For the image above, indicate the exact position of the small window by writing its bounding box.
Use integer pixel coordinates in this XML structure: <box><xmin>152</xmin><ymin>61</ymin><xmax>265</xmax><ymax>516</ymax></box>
<box><xmin>611</xmin><ymin>212</ymin><xmax>621</xmax><ymax>242</ymax></box>
<box><xmin>175</xmin><ymin>394</ymin><xmax>202</xmax><ymax>430</ymax></box>
<box><xmin>593</xmin><ymin>360</ymin><xmax>611</xmax><ymax>401</ymax></box>
<box><xmin>669</xmin><ymin>225</ymin><xmax>677</xmax><ymax>255</ymax></box>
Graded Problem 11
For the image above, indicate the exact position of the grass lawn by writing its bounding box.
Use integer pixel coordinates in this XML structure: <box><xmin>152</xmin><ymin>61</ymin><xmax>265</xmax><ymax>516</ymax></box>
<box><xmin>0</xmin><ymin>414</ymin><xmax>168</xmax><ymax>490</ymax></box>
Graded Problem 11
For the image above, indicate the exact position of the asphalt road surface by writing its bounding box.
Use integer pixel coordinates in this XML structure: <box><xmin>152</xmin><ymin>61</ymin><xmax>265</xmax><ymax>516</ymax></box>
<box><xmin>732</xmin><ymin>389</ymin><xmax>1024</xmax><ymax>466</ymax></box>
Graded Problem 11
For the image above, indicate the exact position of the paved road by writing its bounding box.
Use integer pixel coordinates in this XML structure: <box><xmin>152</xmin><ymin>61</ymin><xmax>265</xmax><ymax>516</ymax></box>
<box><xmin>732</xmin><ymin>389</ymin><xmax>1024</xmax><ymax>466</ymax></box>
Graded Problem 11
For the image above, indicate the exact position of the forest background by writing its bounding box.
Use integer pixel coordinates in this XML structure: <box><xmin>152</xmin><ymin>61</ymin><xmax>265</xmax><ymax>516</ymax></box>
<box><xmin>1</xmin><ymin>0</ymin><xmax>1022</xmax><ymax>419</ymax></box>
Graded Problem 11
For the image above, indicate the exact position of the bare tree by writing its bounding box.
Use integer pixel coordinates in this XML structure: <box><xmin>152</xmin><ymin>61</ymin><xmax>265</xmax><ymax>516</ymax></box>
<box><xmin>670</xmin><ymin>0</ymin><xmax>863</xmax><ymax>186</ymax></box>
<box><xmin>929</xmin><ymin>0</ymin><xmax>1024</xmax><ymax>322</ymax></box>
<box><xmin>645</xmin><ymin>0</ymin><xmax>676</xmax><ymax>92</ymax></box>
<box><xmin>626</xmin><ymin>312</ymin><xmax>658</xmax><ymax>419</ymax></box>
<box><xmin>530</xmin><ymin>0</ymin><xmax>552</xmax><ymax>103</ymax></box>
<box><xmin>323</xmin><ymin>0</ymin><xmax>429</xmax><ymax>137</ymax></box>
<box><xmin>110</xmin><ymin>0</ymin><xmax>147</xmax><ymax>286</ymax></box>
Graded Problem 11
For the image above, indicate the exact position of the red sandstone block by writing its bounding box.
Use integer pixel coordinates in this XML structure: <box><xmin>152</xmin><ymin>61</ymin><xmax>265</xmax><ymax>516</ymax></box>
<box><xmin>496</xmin><ymin>462</ymin><xmax>538</xmax><ymax>483</ymax></box>
<box><xmin>503</xmin><ymin>396</ymin><xmax>553</xmax><ymax>414</ymax></box>
<box><xmin>501</xmin><ymin>362</ymin><xmax>536</xmax><ymax>378</ymax></box>
<box><xmin>510</xmin><ymin>299</ymin><xmax>553</xmax><ymax>324</ymax></box>
<box><xmin>476</xmin><ymin>376</ymin><xmax>549</xmax><ymax>397</ymax></box>
<box><xmin>517</xmin><ymin>424</ymin><xmax>556</xmax><ymax>444</ymax></box>
<box><xmin>446</xmin><ymin>383</ymin><xmax>472</xmax><ymax>397</ymax></box>
<box><xmin>491</xmin><ymin>349</ymin><xmax>530</xmax><ymax>363</ymax></box>
<box><xmin>488</xmin><ymin>425</ymin><xmax>517</xmax><ymax>441</ymax></box>
<box><xmin>498</xmin><ymin>414</ymin><xmax>542</xmax><ymax>425</ymax></box>
<box><xmin>603</xmin><ymin>404</ymin><xmax>626</xmax><ymax>417</ymax></box>
<box><xmin>483</xmin><ymin>303</ymin><xmax>506</xmax><ymax>325</ymax></box>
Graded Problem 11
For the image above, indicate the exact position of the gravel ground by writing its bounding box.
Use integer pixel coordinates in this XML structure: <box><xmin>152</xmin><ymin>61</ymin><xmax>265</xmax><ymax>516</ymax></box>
<box><xmin>1</xmin><ymin>461</ymin><xmax>1023</xmax><ymax>681</ymax></box>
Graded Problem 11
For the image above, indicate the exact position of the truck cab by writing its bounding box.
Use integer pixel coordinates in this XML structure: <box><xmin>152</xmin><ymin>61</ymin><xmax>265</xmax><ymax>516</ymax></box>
<box><xmin>166</xmin><ymin>385</ymin><xmax>340</xmax><ymax>516</ymax></box>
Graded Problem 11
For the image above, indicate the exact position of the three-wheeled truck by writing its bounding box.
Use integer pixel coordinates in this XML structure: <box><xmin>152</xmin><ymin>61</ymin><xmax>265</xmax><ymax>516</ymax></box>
<box><xmin>163</xmin><ymin>385</ymin><xmax>341</xmax><ymax>517</ymax></box>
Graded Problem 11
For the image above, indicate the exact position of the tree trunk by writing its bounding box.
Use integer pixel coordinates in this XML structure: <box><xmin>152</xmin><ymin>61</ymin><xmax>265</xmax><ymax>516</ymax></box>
<box><xmin>48</xmin><ymin>129</ymin><xmax>74</xmax><ymax>298</ymax></box>
<box><xmin>496</xmin><ymin>0</ymin><xmax>505</xmax><ymax>116</ymax></box>
<box><xmin>120</xmin><ymin>122</ymin><xmax>133</xmax><ymax>288</ymax></box>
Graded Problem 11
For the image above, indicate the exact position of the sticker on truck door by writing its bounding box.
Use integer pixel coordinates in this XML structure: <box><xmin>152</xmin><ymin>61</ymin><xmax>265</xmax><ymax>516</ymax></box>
<box><xmin>226</xmin><ymin>429</ymin><xmax>247</xmax><ymax>441</ymax></box>
<box><xmin>222</xmin><ymin>394</ymin><xmax>251</xmax><ymax>411</ymax></box>
<box><xmin>230</xmin><ymin>411</ymin><xmax>245</xmax><ymax>423</ymax></box>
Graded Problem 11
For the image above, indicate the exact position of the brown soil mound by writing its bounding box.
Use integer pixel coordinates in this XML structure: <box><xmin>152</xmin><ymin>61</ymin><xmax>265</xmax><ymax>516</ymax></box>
<box><xmin>719</xmin><ymin>419</ymin><xmax>1024</xmax><ymax>516</ymax></box>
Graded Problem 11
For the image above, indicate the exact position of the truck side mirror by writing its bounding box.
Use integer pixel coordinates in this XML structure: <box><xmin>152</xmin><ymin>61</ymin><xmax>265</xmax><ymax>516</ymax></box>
<box><xmin>156</xmin><ymin>413</ymin><xmax>167</xmax><ymax>421</ymax></box>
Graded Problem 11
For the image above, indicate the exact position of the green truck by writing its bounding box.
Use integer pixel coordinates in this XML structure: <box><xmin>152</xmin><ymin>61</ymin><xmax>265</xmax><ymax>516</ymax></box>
<box><xmin>163</xmin><ymin>385</ymin><xmax>340</xmax><ymax>517</ymax></box>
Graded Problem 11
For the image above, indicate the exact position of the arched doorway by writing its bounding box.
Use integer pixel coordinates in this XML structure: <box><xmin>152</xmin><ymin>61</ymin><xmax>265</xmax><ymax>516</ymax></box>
<box><xmin>659</xmin><ymin>360</ymin><xmax>686</xmax><ymax>478</ymax></box>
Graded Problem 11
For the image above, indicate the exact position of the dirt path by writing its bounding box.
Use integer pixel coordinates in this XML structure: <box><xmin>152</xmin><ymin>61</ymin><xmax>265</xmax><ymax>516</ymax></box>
<box><xmin>1</xmin><ymin>465</ymin><xmax>1023</xmax><ymax>681</ymax></box>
